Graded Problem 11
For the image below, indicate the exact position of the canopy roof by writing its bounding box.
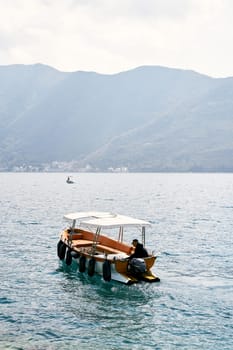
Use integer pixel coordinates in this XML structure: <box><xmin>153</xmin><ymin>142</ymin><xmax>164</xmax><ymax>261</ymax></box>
<box><xmin>64</xmin><ymin>211</ymin><xmax>150</xmax><ymax>228</ymax></box>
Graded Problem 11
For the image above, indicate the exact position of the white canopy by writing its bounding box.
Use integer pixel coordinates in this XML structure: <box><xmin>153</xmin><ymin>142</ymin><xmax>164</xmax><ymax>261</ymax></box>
<box><xmin>64</xmin><ymin>211</ymin><xmax>150</xmax><ymax>228</ymax></box>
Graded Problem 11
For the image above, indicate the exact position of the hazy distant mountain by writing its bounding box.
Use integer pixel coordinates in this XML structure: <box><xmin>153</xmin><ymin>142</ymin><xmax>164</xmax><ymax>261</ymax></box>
<box><xmin>0</xmin><ymin>64</ymin><xmax>232</xmax><ymax>171</ymax></box>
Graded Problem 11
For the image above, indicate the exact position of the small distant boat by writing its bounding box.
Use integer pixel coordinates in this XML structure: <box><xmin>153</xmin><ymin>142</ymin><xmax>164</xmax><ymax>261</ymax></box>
<box><xmin>57</xmin><ymin>211</ymin><xmax>160</xmax><ymax>285</ymax></box>
<box><xmin>66</xmin><ymin>176</ymin><xmax>74</xmax><ymax>184</ymax></box>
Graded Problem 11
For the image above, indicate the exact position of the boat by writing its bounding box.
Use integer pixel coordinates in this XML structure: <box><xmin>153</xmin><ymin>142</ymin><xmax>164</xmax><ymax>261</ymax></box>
<box><xmin>57</xmin><ymin>211</ymin><xmax>160</xmax><ymax>285</ymax></box>
<box><xmin>66</xmin><ymin>176</ymin><xmax>74</xmax><ymax>184</ymax></box>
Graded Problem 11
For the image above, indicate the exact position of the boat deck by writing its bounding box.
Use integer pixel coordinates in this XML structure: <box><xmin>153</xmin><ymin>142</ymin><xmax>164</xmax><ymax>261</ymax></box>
<box><xmin>72</xmin><ymin>239</ymin><xmax>93</xmax><ymax>247</ymax></box>
<box><xmin>71</xmin><ymin>238</ymin><xmax>125</xmax><ymax>255</ymax></box>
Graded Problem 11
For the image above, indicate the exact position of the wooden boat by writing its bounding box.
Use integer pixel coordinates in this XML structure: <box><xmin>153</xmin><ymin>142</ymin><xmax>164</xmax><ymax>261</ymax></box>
<box><xmin>57</xmin><ymin>211</ymin><xmax>160</xmax><ymax>285</ymax></box>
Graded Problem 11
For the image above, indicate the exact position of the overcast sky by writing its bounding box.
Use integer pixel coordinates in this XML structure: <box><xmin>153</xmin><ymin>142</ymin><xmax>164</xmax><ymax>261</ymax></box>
<box><xmin>0</xmin><ymin>0</ymin><xmax>233</xmax><ymax>77</ymax></box>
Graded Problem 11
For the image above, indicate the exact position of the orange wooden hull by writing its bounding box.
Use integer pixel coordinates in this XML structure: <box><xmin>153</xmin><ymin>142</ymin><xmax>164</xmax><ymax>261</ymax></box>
<box><xmin>58</xmin><ymin>228</ymin><xmax>160</xmax><ymax>284</ymax></box>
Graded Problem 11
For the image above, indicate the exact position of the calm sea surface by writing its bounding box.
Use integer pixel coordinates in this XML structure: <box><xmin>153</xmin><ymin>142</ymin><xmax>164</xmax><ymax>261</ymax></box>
<box><xmin>0</xmin><ymin>173</ymin><xmax>232</xmax><ymax>349</ymax></box>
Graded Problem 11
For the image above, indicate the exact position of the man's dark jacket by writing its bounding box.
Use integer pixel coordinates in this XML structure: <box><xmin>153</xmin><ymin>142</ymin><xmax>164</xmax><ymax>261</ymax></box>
<box><xmin>130</xmin><ymin>243</ymin><xmax>148</xmax><ymax>259</ymax></box>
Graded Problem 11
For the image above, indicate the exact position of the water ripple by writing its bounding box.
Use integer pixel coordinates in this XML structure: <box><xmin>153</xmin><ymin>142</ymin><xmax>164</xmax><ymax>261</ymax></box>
<box><xmin>1</xmin><ymin>173</ymin><xmax>233</xmax><ymax>349</ymax></box>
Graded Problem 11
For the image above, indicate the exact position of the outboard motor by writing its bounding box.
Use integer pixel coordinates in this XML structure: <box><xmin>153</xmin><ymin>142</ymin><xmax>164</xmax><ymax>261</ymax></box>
<box><xmin>128</xmin><ymin>258</ymin><xmax>146</xmax><ymax>277</ymax></box>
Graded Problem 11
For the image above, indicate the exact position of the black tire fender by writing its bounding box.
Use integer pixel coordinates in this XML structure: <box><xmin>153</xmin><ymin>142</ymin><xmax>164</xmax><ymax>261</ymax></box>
<box><xmin>58</xmin><ymin>242</ymin><xmax>66</xmax><ymax>260</ymax></box>
<box><xmin>57</xmin><ymin>240</ymin><xmax>63</xmax><ymax>257</ymax></box>
<box><xmin>65</xmin><ymin>248</ymin><xmax>72</xmax><ymax>266</ymax></box>
<box><xmin>79</xmin><ymin>255</ymin><xmax>86</xmax><ymax>272</ymax></box>
<box><xmin>88</xmin><ymin>257</ymin><xmax>96</xmax><ymax>276</ymax></box>
<box><xmin>103</xmin><ymin>260</ymin><xmax>111</xmax><ymax>282</ymax></box>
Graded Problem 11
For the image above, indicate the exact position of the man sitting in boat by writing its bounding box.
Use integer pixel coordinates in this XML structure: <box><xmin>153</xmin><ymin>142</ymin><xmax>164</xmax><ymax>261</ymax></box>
<box><xmin>129</xmin><ymin>239</ymin><xmax>148</xmax><ymax>259</ymax></box>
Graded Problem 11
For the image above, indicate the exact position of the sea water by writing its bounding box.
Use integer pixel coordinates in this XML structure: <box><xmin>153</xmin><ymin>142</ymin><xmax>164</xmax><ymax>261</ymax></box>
<box><xmin>0</xmin><ymin>173</ymin><xmax>232</xmax><ymax>349</ymax></box>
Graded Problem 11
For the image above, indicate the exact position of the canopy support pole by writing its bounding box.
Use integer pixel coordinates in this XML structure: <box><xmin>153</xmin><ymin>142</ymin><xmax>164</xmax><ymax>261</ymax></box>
<box><xmin>118</xmin><ymin>226</ymin><xmax>123</xmax><ymax>242</ymax></box>
<box><xmin>91</xmin><ymin>226</ymin><xmax>101</xmax><ymax>254</ymax></box>
<box><xmin>142</xmin><ymin>226</ymin><xmax>145</xmax><ymax>246</ymax></box>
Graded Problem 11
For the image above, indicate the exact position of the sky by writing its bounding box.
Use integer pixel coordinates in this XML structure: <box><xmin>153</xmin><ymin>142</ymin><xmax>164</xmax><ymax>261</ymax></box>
<box><xmin>0</xmin><ymin>0</ymin><xmax>233</xmax><ymax>78</ymax></box>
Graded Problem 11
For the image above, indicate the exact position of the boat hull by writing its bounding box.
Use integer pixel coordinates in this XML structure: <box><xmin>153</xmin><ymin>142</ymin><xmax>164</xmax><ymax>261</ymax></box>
<box><xmin>58</xmin><ymin>238</ymin><xmax>160</xmax><ymax>284</ymax></box>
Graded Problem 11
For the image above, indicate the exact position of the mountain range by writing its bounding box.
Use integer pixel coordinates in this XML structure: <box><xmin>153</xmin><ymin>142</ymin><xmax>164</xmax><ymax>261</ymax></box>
<box><xmin>0</xmin><ymin>63</ymin><xmax>233</xmax><ymax>172</ymax></box>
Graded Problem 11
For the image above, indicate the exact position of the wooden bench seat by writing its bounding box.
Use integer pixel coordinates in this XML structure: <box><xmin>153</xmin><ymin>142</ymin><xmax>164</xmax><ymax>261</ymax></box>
<box><xmin>72</xmin><ymin>239</ymin><xmax>93</xmax><ymax>248</ymax></box>
<box><xmin>96</xmin><ymin>244</ymin><xmax>123</xmax><ymax>254</ymax></box>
